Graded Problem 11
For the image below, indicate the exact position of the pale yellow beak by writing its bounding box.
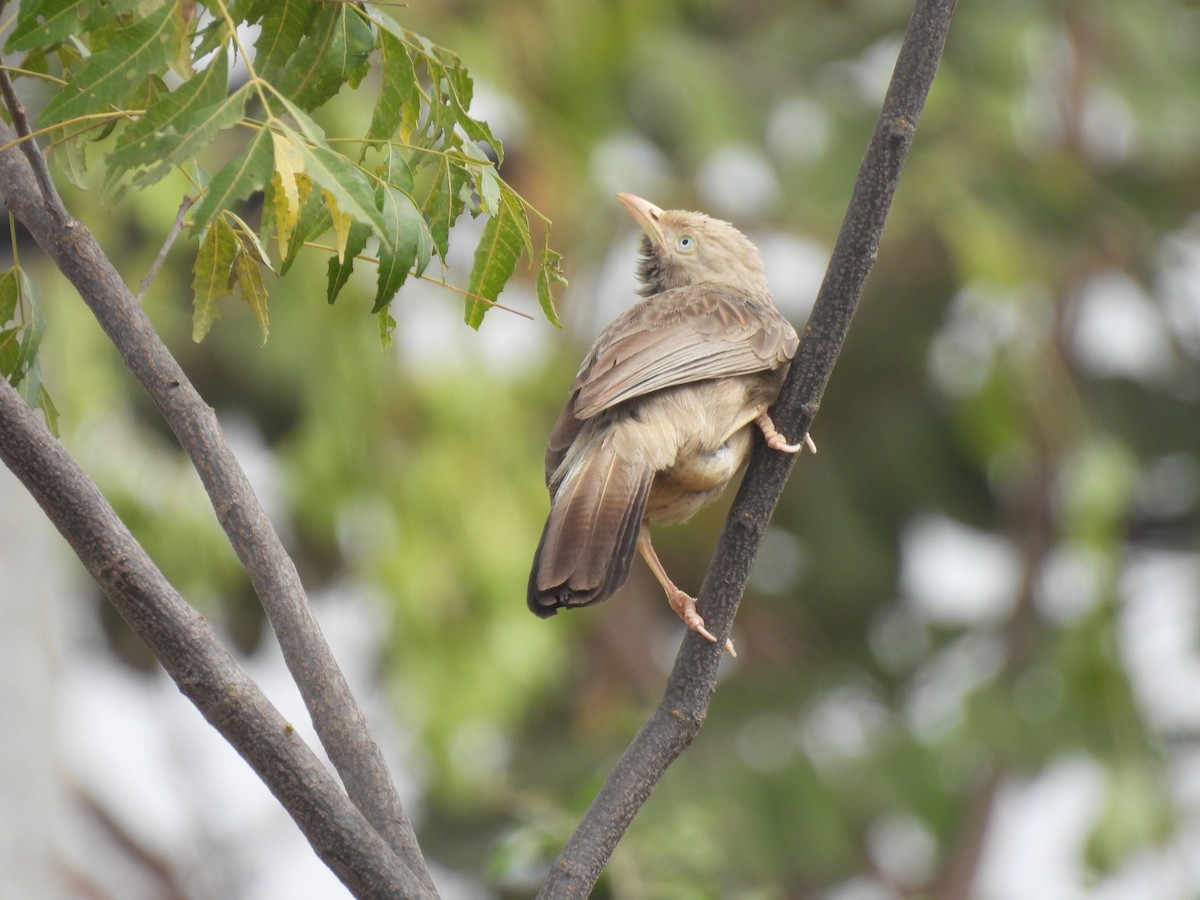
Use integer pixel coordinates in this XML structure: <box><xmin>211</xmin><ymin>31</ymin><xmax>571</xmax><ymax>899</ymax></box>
<box><xmin>616</xmin><ymin>192</ymin><xmax>665</xmax><ymax>247</ymax></box>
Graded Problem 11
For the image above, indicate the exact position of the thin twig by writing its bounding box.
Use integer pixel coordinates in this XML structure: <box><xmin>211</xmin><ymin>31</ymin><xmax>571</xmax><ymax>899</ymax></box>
<box><xmin>136</xmin><ymin>195</ymin><xmax>196</xmax><ymax>302</ymax></box>
<box><xmin>537</xmin><ymin>1</ymin><xmax>959</xmax><ymax>896</ymax></box>
<box><xmin>0</xmin><ymin>57</ymin><xmax>69</xmax><ymax>224</ymax></box>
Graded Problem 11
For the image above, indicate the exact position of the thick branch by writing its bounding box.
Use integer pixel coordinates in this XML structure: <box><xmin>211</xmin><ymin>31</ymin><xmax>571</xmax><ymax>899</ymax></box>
<box><xmin>538</xmin><ymin>1</ymin><xmax>959</xmax><ymax>895</ymax></box>
<box><xmin>0</xmin><ymin>377</ymin><xmax>426</xmax><ymax>899</ymax></box>
<box><xmin>0</xmin><ymin>120</ymin><xmax>434</xmax><ymax>892</ymax></box>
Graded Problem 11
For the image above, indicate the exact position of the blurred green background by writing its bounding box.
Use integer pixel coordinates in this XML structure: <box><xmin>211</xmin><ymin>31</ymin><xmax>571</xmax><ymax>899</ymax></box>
<box><xmin>8</xmin><ymin>0</ymin><xmax>1200</xmax><ymax>896</ymax></box>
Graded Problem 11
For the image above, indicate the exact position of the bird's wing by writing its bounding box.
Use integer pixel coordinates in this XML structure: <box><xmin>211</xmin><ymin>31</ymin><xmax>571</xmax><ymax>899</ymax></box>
<box><xmin>570</xmin><ymin>286</ymin><xmax>798</xmax><ymax>420</ymax></box>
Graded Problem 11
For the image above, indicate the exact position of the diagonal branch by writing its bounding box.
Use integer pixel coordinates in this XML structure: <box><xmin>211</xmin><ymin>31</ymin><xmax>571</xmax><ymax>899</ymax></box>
<box><xmin>0</xmin><ymin>119</ymin><xmax>436</xmax><ymax>894</ymax></box>
<box><xmin>537</xmin><ymin>1</ymin><xmax>959</xmax><ymax>895</ymax></box>
<box><xmin>0</xmin><ymin>376</ymin><xmax>425</xmax><ymax>899</ymax></box>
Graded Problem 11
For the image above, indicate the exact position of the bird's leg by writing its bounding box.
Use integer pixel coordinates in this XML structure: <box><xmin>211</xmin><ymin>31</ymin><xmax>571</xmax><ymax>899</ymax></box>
<box><xmin>637</xmin><ymin>523</ymin><xmax>736</xmax><ymax>657</ymax></box>
<box><xmin>755</xmin><ymin>412</ymin><xmax>817</xmax><ymax>454</ymax></box>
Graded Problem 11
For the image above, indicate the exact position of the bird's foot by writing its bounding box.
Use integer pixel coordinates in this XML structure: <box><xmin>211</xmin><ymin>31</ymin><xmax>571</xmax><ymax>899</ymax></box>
<box><xmin>755</xmin><ymin>412</ymin><xmax>817</xmax><ymax>455</ymax></box>
<box><xmin>667</xmin><ymin>588</ymin><xmax>736</xmax><ymax>657</ymax></box>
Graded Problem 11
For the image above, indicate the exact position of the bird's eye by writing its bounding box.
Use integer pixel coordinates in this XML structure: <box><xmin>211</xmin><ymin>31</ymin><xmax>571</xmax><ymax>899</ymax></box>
<box><xmin>677</xmin><ymin>234</ymin><xmax>696</xmax><ymax>251</ymax></box>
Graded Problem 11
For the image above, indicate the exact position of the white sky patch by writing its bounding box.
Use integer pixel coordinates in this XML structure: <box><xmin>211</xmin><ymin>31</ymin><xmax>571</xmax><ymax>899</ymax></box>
<box><xmin>757</xmin><ymin>231</ymin><xmax>828</xmax><ymax>321</ymax></box>
<box><xmin>974</xmin><ymin>756</ymin><xmax>1106</xmax><ymax>900</ymax></box>
<box><xmin>1118</xmin><ymin>550</ymin><xmax>1200</xmax><ymax>732</ymax></box>
<box><xmin>696</xmin><ymin>143</ymin><xmax>781</xmax><ymax>220</ymax></box>
<box><xmin>767</xmin><ymin>95</ymin><xmax>832</xmax><ymax>166</ymax></box>
<box><xmin>1070</xmin><ymin>269</ymin><xmax>1173</xmax><ymax>382</ymax></box>
<box><xmin>901</xmin><ymin>513</ymin><xmax>1020</xmax><ymax>626</ymax></box>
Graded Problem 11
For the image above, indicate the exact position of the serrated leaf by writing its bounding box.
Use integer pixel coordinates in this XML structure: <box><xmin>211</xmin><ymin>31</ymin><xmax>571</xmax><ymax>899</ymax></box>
<box><xmin>7</xmin><ymin>0</ymin><xmax>141</xmax><ymax>52</ymax></box>
<box><xmin>370</xmin><ymin>147</ymin><xmax>430</xmax><ymax>310</ymax></box>
<box><xmin>224</xmin><ymin>210</ymin><xmax>275</xmax><ymax>271</ymax></box>
<box><xmin>232</xmin><ymin>250</ymin><xmax>269</xmax><ymax>343</ymax></box>
<box><xmin>39</xmin><ymin>3</ymin><xmax>176</xmax><ymax>127</ymax></box>
<box><xmin>0</xmin><ymin>266</ymin><xmax>46</xmax><ymax>381</ymax></box>
<box><xmin>323</xmin><ymin>190</ymin><xmax>355</xmax><ymax>262</ymax></box>
<box><xmin>270</xmin><ymin>129</ymin><xmax>306</xmax><ymax>252</ymax></box>
<box><xmin>35</xmin><ymin>384</ymin><xmax>59</xmax><ymax>434</ymax></box>
<box><xmin>275</xmin><ymin>4</ymin><xmax>373</xmax><ymax>111</ymax></box>
<box><xmin>367</xmin><ymin>27</ymin><xmax>418</xmax><ymax>143</ymax></box>
<box><xmin>377</xmin><ymin>306</ymin><xmax>396</xmax><ymax>350</ymax></box>
<box><xmin>0</xmin><ymin>269</ymin><xmax>19</xmax><ymax>323</ymax></box>
<box><xmin>439</xmin><ymin>60</ymin><xmax>502</xmax><ymax>164</ymax></box>
<box><xmin>133</xmin><ymin>88</ymin><xmax>249</xmax><ymax>186</ymax></box>
<box><xmin>189</xmin><ymin>126</ymin><xmax>273</xmax><ymax>236</ymax></box>
<box><xmin>280</xmin><ymin>183</ymin><xmax>330</xmax><ymax>274</ymax></box>
<box><xmin>192</xmin><ymin>13</ymin><xmax>232</xmax><ymax>59</ymax></box>
<box><xmin>536</xmin><ymin>245</ymin><xmax>565</xmax><ymax>327</ymax></box>
<box><xmin>414</xmin><ymin>155</ymin><xmax>470</xmax><ymax>262</ymax></box>
<box><xmin>326</xmin><ymin>221</ymin><xmax>371</xmax><ymax>304</ymax></box>
<box><xmin>255</xmin><ymin>0</ymin><xmax>319</xmax><ymax>83</ymax></box>
<box><xmin>107</xmin><ymin>49</ymin><xmax>231</xmax><ymax>176</ymax></box>
<box><xmin>191</xmin><ymin>216</ymin><xmax>239</xmax><ymax>341</ymax></box>
<box><xmin>464</xmin><ymin>186</ymin><xmax>526</xmax><ymax>328</ymax></box>
<box><xmin>268</xmin><ymin>92</ymin><xmax>326</xmax><ymax>147</ymax></box>
<box><xmin>0</xmin><ymin>328</ymin><xmax>20</xmax><ymax>380</ymax></box>
<box><xmin>283</xmin><ymin>127</ymin><xmax>386</xmax><ymax>236</ymax></box>
<box><xmin>373</xmin><ymin>187</ymin><xmax>430</xmax><ymax>313</ymax></box>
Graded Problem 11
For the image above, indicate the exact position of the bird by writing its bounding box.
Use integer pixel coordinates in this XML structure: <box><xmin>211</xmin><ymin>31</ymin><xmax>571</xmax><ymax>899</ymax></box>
<box><xmin>527</xmin><ymin>193</ymin><xmax>814</xmax><ymax>655</ymax></box>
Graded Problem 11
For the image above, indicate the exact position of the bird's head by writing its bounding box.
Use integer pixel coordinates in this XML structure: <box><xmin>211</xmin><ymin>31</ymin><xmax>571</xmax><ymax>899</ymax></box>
<box><xmin>617</xmin><ymin>193</ymin><xmax>769</xmax><ymax>298</ymax></box>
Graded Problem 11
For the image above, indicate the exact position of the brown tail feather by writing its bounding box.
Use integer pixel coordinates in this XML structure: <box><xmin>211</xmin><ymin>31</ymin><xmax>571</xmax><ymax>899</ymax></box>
<box><xmin>528</xmin><ymin>437</ymin><xmax>653</xmax><ymax>618</ymax></box>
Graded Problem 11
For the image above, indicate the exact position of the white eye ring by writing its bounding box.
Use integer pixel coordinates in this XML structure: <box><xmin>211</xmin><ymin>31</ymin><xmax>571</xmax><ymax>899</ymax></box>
<box><xmin>677</xmin><ymin>234</ymin><xmax>696</xmax><ymax>251</ymax></box>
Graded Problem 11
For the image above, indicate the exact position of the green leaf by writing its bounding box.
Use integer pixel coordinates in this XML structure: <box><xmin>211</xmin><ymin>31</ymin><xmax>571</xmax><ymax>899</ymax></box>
<box><xmin>372</xmin><ymin>148</ymin><xmax>432</xmax><ymax>311</ymax></box>
<box><xmin>465</xmin><ymin>185</ymin><xmax>527</xmax><ymax>328</ymax></box>
<box><xmin>373</xmin><ymin>187</ymin><xmax>430</xmax><ymax>313</ymax></box>
<box><xmin>0</xmin><ymin>269</ymin><xmax>19</xmax><ymax>324</ymax></box>
<box><xmin>367</xmin><ymin>27</ymin><xmax>418</xmax><ymax>143</ymax></box>
<box><xmin>275</xmin><ymin>4</ymin><xmax>374</xmax><ymax>111</ymax></box>
<box><xmin>0</xmin><ymin>328</ymin><xmax>20</xmax><ymax>381</ymax></box>
<box><xmin>34</xmin><ymin>384</ymin><xmax>60</xmax><ymax>434</ymax></box>
<box><xmin>189</xmin><ymin>126</ymin><xmax>274</xmax><ymax>236</ymax></box>
<box><xmin>191</xmin><ymin>216</ymin><xmax>239</xmax><ymax>342</ymax></box>
<box><xmin>439</xmin><ymin>59</ymin><xmax>502</xmax><ymax>163</ymax></box>
<box><xmin>6</xmin><ymin>0</ymin><xmax>141</xmax><ymax>52</ymax></box>
<box><xmin>414</xmin><ymin>155</ymin><xmax>470</xmax><ymax>263</ymax></box>
<box><xmin>39</xmin><ymin>3</ymin><xmax>176</xmax><ymax>127</ymax></box>
<box><xmin>377</xmin><ymin>306</ymin><xmax>396</xmax><ymax>350</ymax></box>
<box><xmin>107</xmin><ymin>49</ymin><xmax>231</xmax><ymax>172</ymax></box>
<box><xmin>326</xmin><ymin>221</ymin><xmax>371</xmax><ymax>305</ymax></box>
<box><xmin>255</xmin><ymin>0</ymin><xmax>319</xmax><ymax>83</ymax></box>
<box><xmin>536</xmin><ymin>245</ymin><xmax>565</xmax><ymax>328</ymax></box>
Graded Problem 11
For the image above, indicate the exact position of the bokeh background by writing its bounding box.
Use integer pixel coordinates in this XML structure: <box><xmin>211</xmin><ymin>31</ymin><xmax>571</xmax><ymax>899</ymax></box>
<box><xmin>4</xmin><ymin>0</ymin><xmax>1200</xmax><ymax>897</ymax></box>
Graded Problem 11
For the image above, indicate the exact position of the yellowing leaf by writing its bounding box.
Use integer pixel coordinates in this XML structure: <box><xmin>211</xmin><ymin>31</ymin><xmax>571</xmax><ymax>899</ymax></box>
<box><xmin>271</xmin><ymin>130</ymin><xmax>305</xmax><ymax>250</ymax></box>
<box><xmin>191</xmin><ymin>217</ymin><xmax>239</xmax><ymax>342</ymax></box>
<box><xmin>233</xmin><ymin>251</ymin><xmax>269</xmax><ymax>344</ymax></box>
<box><xmin>323</xmin><ymin>190</ymin><xmax>355</xmax><ymax>263</ymax></box>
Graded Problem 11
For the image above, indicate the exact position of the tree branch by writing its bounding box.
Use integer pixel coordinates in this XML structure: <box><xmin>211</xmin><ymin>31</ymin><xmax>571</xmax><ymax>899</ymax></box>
<box><xmin>537</xmin><ymin>1</ymin><xmax>959</xmax><ymax>895</ymax></box>
<box><xmin>0</xmin><ymin>119</ymin><xmax>436</xmax><ymax>893</ymax></box>
<box><xmin>0</xmin><ymin>376</ymin><xmax>429</xmax><ymax>899</ymax></box>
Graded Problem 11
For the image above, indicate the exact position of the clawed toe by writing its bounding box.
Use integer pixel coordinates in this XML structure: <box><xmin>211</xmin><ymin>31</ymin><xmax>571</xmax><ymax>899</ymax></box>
<box><xmin>668</xmin><ymin>589</ymin><xmax>737</xmax><ymax>657</ymax></box>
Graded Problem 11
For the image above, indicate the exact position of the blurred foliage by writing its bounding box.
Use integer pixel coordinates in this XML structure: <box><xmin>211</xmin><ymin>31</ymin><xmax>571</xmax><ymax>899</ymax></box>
<box><xmin>6</xmin><ymin>0</ymin><xmax>1200</xmax><ymax>896</ymax></box>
